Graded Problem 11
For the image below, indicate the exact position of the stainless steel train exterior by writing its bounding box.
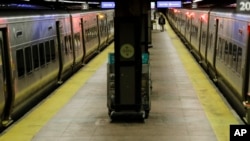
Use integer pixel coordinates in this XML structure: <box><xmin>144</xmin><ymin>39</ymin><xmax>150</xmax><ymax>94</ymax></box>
<box><xmin>0</xmin><ymin>8</ymin><xmax>114</xmax><ymax>130</ymax></box>
<box><xmin>167</xmin><ymin>8</ymin><xmax>250</xmax><ymax>124</ymax></box>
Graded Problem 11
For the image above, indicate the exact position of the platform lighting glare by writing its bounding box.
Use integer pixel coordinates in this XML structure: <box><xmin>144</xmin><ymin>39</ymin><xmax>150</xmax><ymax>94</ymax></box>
<box><xmin>98</xmin><ymin>14</ymin><xmax>105</xmax><ymax>19</ymax></box>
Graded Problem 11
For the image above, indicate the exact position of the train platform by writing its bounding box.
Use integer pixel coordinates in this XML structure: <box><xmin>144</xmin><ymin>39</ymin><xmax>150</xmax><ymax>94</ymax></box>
<box><xmin>0</xmin><ymin>19</ymin><xmax>244</xmax><ymax>141</ymax></box>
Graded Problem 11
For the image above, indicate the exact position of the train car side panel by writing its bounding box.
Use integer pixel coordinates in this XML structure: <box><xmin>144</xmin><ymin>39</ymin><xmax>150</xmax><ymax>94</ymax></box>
<box><xmin>10</xmin><ymin>16</ymin><xmax>60</xmax><ymax>114</ymax></box>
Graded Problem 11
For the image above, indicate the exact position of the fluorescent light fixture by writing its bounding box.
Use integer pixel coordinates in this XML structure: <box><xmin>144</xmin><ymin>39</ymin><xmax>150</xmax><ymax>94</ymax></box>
<box><xmin>44</xmin><ymin>0</ymin><xmax>57</xmax><ymax>2</ymax></box>
<box><xmin>59</xmin><ymin>0</ymin><xmax>87</xmax><ymax>4</ymax></box>
<box><xmin>193</xmin><ymin>0</ymin><xmax>203</xmax><ymax>2</ymax></box>
<box><xmin>88</xmin><ymin>2</ymin><xmax>100</xmax><ymax>4</ymax></box>
<box><xmin>183</xmin><ymin>0</ymin><xmax>192</xmax><ymax>4</ymax></box>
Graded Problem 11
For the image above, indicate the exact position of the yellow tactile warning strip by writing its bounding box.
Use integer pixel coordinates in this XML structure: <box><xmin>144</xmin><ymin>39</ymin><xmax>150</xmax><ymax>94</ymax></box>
<box><xmin>165</xmin><ymin>21</ymin><xmax>241</xmax><ymax>141</ymax></box>
<box><xmin>0</xmin><ymin>43</ymin><xmax>114</xmax><ymax>141</ymax></box>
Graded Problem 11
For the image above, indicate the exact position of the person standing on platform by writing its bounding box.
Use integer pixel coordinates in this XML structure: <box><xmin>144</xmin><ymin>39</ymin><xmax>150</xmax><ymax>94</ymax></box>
<box><xmin>158</xmin><ymin>15</ymin><xmax>165</xmax><ymax>32</ymax></box>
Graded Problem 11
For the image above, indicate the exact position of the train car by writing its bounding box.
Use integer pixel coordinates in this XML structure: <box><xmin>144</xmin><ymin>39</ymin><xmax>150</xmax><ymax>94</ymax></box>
<box><xmin>0</xmin><ymin>8</ymin><xmax>114</xmax><ymax>130</ymax></box>
<box><xmin>167</xmin><ymin>8</ymin><xmax>250</xmax><ymax>124</ymax></box>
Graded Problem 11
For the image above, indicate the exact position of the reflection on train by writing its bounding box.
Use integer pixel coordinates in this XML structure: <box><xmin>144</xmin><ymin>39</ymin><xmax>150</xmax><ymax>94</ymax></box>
<box><xmin>0</xmin><ymin>8</ymin><xmax>114</xmax><ymax>131</ymax></box>
<box><xmin>167</xmin><ymin>8</ymin><xmax>250</xmax><ymax>124</ymax></box>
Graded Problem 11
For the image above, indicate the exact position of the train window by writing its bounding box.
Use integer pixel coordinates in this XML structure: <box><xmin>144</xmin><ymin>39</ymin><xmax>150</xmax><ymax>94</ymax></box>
<box><xmin>39</xmin><ymin>43</ymin><xmax>45</xmax><ymax>66</ymax></box>
<box><xmin>236</xmin><ymin>47</ymin><xmax>242</xmax><ymax>74</ymax></box>
<box><xmin>25</xmin><ymin>47</ymin><xmax>32</xmax><ymax>74</ymax></box>
<box><xmin>50</xmin><ymin>40</ymin><xmax>56</xmax><ymax>61</ymax></box>
<box><xmin>32</xmin><ymin>45</ymin><xmax>39</xmax><ymax>69</ymax></box>
<box><xmin>45</xmin><ymin>41</ymin><xmax>51</xmax><ymax>63</ymax></box>
<box><xmin>232</xmin><ymin>44</ymin><xmax>237</xmax><ymax>70</ymax></box>
<box><xmin>16</xmin><ymin>49</ymin><xmax>25</xmax><ymax>77</ymax></box>
<box><xmin>229</xmin><ymin>42</ymin><xmax>233</xmax><ymax>67</ymax></box>
<box><xmin>224</xmin><ymin>41</ymin><xmax>229</xmax><ymax>64</ymax></box>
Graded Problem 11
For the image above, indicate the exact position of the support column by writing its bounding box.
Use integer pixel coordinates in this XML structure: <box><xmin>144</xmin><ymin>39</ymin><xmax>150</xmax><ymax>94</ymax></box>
<box><xmin>114</xmin><ymin>0</ymin><xmax>149</xmax><ymax>112</ymax></box>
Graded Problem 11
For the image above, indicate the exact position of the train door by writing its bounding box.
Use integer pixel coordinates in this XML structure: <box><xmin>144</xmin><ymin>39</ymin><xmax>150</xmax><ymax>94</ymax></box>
<box><xmin>243</xmin><ymin>25</ymin><xmax>250</xmax><ymax>123</ymax></box>
<box><xmin>80</xmin><ymin>18</ymin><xmax>86</xmax><ymax>63</ymax></box>
<box><xmin>212</xmin><ymin>18</ymin><xmax>219</xmax><ymax>75</ymax></box>
<box><xmin>56</xmin><ymin>21</ymin><xmax>63</xmax><ymax>83</ymax></box>
<box><xmin>96</xmin><ymin>15</ymin><xmax>101</xmax><ymax>51</ymax></box>
<box><xmin>0</xmin><ymin>30</ymin><xmax>6</xmax><ymax>126</ymax></box>
<box><xmin>0</xmin><ymin>29</ymin><xmax>14</xmax><ymax>126</ymax></box>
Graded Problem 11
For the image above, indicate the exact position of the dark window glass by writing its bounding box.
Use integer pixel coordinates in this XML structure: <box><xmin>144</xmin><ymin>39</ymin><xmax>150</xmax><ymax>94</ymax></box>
<box><xmin>50</xmin><ymin>40</ymin><xmax>56</xmax><ymax>61</ymax></box>
<box><xmin>45</xmin><ymin>41</ymin><xmax>51</xmax><ymax>63</ymax></box>
<box><xmin>39</xmin><ymin>43</ymin><xmax>45</xmax><ymax>66</ymax></box>
<box><xmin>32</xmin><ymin>45</ymin><xmax>39</xmax><ymax>69</ymax></box>
<box><xmin>25</xmin><ymin>47</ymin><xmax>32</xmax><ymax>73</ymax></box>
<box><xmin>16</xmin><ymin>49</ymin><xmax>25</xmax><ymax>77</ymax></box>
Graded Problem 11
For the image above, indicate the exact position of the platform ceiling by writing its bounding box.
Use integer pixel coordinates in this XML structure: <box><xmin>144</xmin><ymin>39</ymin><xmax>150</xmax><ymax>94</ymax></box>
<box><xmin>0</xmin><ymin>0</ymin><xmax>238</xmax><ymax>8</ymax></box>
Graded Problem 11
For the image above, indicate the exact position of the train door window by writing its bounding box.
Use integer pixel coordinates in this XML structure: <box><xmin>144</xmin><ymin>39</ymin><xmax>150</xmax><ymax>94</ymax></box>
<box><xmin>64</xmin><ymin>36</ymin><xmax>69</xmax><ymax>54</ymax></box>
<box><xmin>85</xmin><ymin>29</ymin><xmax>89</xmax><ymax>41</ymax></box>
<box><xmin>94</xmin><ymin>26</ymin><xmax>98</xmax><ymax>38</ymax></box>
<box><xmin>229</xmin><ymin>42</ymin><xmax>233</xmax><ymax>67</ymax></box>
<box><xmin>232</xmin><ymin>44</ymin><xmax>237</xmax><ymax>70</ymax></box>
<box><xmin>16</xmin><ymin>49</ymin><xmax>25</xmax><ymax>77</ymax></box>
<box><xmin>217</xmin><ymin>37</ymin><xmax>221</xmax><ymax>58</ymax></box>
<box><xmin>201</xmin><ymin>31</ymin><xmax>206</xmax><ymax>46</ymax></box>
<box><xmin>220</xmin><ymin>38</ymin><xmax>225</xmax><ymax>60</ymax></box>
<box><xmin>39</xmin><ymin>43</ymin><xmax>45</xmax><ymax>67</ymax></box>
<box><xmin>50</xmin><ymin>40</ymin><xmax>56</xmax><ymax>61</ymax></box>
<box><xmin>236</xmin><ymin>47</ymin><xmax>242</xmax><ymax>74</ymax></box>
<box><xmin>32</xmin><ymin>45</ymin><xmax>39</xmax><ymax>69</ymax></box>
<box><xmin>74</xmin><ymin>33</ymin><xmax>80</xmax><ymax>50</ymax></box>
<box><xmin>224</xmin><ymin>40</ymin><xmax>229</xmax><ymax>64</ymax></box>
<box><xmin>25</xmin><ymin>47</ymin><xmax>32</xmax><ymax>74</ymax></box>
<box><xmin>45</xmin><ymin>41</ymin><xmax>51</xmax><ymax>64</ymax></box>
<box><xmin>68</xmin><ymin>35</ymin><xmax>72</xmax><ymax>52</ymax></box>
<box><xmin>191</xmin><ymin>25</ymin><xmax>198</xmax><ymax>40</ymax></box>
<box><xmin>208</xmin><ymin>33</ymin><xmax>213</xmax><ymax>50</ymax></box>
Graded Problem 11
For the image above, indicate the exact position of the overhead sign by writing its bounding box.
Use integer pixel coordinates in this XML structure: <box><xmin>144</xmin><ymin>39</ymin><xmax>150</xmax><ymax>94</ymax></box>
<box><xmin>156</xmin><ymin>1</ymin><xmax>182</xmax><ymax>8</ymax></box>
<box><xmin>101</xmin><ymin>2</ymin><xmax>115</xmax><ymax>9</ymax></box>
<box><xmin>237</xmin><ymin>0</ymin><xmax>250</xmax><ymax>13</ymax></box>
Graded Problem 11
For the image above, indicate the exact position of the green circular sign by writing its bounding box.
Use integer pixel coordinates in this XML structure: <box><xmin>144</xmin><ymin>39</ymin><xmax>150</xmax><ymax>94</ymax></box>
<box><xmin>120</xmin><ymin>44</ymin><xmax>134</xmax><ymax>59</ymax></box>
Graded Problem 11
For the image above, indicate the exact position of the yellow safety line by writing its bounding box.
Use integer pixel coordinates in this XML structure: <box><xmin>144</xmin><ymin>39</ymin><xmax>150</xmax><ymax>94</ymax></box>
<box><xmin>0</xmin><ymin>44</ymin><xmax>114</xmax><ymax>141</ymax></box>
<box><xmin>165</xmin><ymin>23</ymin><xmax>240</xmax><ymax>141</ymax></box>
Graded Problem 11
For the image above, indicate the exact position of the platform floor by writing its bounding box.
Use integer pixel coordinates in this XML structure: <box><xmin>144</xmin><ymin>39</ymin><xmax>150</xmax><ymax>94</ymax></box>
<box><xmin>0</xmin><ymin>20</ymin><xmax>243</xmax><ymax>141</ymax></box>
